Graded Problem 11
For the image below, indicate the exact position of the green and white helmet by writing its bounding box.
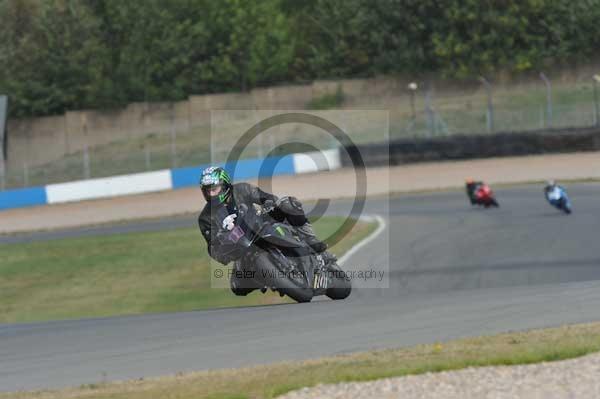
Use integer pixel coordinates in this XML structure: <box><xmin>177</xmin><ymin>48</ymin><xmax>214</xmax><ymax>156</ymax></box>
<box><xmin>200</xmin><ymin>166</ymin><xmax>232</xmax><ymax>205</ymax></box>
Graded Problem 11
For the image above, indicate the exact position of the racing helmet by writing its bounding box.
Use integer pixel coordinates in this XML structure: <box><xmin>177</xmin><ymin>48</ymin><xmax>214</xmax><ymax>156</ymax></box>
<box><xmin>200</xmin><ymin>166</ymin><xmax>232</xmax><ymax>205</ymax></box>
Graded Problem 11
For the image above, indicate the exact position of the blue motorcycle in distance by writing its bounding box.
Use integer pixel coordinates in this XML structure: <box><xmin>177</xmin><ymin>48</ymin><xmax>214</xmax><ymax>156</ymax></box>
<box><xmin>544</xmin><ymin>182</ymin><xmax>572</xmax><ymax>214</ymax></box>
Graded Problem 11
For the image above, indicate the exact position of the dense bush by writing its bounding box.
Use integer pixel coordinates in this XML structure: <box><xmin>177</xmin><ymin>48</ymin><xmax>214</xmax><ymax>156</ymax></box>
<box><xmin>1</xmin><ymin>0</ymin><xmax>599</xmax><ymax>117</ymax></box>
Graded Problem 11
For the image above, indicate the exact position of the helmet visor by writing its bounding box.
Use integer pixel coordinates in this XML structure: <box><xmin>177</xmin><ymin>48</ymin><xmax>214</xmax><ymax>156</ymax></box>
<box><xmin>203</xmin><ymin>184</ymin><xmax>222</xmax><ymax>198</ymax></box>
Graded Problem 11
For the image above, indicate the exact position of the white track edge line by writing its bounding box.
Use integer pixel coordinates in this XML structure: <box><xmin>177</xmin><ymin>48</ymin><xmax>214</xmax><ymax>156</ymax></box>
<box><xmin>338</xmin><ymin>214</ymin><xmax>387</xmax><ymax>266</ymax></box>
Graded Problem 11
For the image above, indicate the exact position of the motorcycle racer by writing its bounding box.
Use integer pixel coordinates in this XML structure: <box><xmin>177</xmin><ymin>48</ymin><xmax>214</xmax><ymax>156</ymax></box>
<box><xmin>465</xmin><ymin>178</ymin><xmax>483</xmax><ymax>205</ymax></box>
<box><xmin>544</xmin><ymin>180</ymin><xmax>572</xmax><ymax>214</ymax></box>
<box><xmin>465</xmin><ymin>178</ymin><xmax>499</xmax><ymax>208</ymax></box>
<box><xmin>544</xmin><ymin>180</ymin><xmax>562</xmax><ymax>201</ymax></box>
<box><xmin>197</xmin><ymin>166</ymin><xmax>335</xmax><ymax>295</ymax></box>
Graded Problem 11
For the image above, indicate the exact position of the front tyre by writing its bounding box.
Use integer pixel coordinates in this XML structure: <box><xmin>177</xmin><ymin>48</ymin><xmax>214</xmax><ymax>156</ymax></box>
<box><xmin>560</xmin><ymin>198</ymin><xmax>572</xmax><ymax>214</ymax></box>
<box><xmin>326</xmin><ymin>264</ymin><xmax>352</xmax><ymax>300</ymax></box>
<box><xmin>253</xmin><ymin>250</ymin><xmax>313</xmax><ymax>303</ymax></box>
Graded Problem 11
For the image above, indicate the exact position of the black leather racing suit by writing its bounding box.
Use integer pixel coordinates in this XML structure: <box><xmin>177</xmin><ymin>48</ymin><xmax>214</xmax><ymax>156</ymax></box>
<box><xmin>466</xmin><ymin>181</ymin><xmax>483</xmax><ymax>204</ymax></box>
<box><xmin>197</xmin><ymin>182</ymin><xmax>310</xmax><ymax>265</ymax></box>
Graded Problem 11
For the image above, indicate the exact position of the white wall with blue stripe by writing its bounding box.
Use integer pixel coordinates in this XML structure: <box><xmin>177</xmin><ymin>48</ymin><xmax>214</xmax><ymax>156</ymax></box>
<box><xmin>0</xmin><ymin>150</ymin><xmax>340</xmax><ymax>211</ymax></box>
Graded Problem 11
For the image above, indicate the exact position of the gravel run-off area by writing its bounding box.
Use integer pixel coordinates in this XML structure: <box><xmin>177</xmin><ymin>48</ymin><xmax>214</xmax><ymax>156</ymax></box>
<box><xmin>280</xmin><ymin>352</ymin><xmax>600</xmax><ymax>399</ymax></box>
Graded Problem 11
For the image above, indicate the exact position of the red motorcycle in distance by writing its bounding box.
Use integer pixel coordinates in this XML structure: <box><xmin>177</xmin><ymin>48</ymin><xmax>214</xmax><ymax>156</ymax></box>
<box><xmin>474</xmin><ymin>184</ymin><xmax>499</xmax><ymax>208</ymax></box>
<box><xmin>466</xmin><ymin>180</ymin><xmax>499</xmax><ymax>208</ymax></box>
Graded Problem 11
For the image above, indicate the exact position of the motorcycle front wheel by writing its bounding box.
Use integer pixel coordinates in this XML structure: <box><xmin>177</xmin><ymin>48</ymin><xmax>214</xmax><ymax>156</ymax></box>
<box><xmin>325</xmin><ymin>263</ymin><xmax>352</xmax><ymax>300</ymax></box>
<box><xmin>253</xmin><ymin>250</ymin><xmax>314</xmax><ymax>303</ymax></box>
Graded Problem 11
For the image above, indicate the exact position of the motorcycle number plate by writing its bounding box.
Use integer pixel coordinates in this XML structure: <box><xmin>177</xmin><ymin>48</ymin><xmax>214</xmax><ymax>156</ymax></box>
<box><xmin>228</xmin><ymin>225</ymin><xmax>245</xmax><ymax>243</ymax></box>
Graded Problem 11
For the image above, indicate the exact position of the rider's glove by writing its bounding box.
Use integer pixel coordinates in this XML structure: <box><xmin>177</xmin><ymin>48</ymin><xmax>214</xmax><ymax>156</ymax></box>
<box><xmin>222</xmin><ymin>214</ymin><xmax>237</xmax><ymax>231</ymax></box>
<box><xmin>263</xmin><ymin>199</ymin><xmax>275</xmax><ymax>212</ymax></box>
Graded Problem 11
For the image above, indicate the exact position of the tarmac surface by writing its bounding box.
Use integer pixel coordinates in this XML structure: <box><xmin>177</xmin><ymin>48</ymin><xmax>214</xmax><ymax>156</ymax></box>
<box><xmin>2</xmin><ymin>184</ymin><xmax>600</xmax><ymax>391</ymax></box>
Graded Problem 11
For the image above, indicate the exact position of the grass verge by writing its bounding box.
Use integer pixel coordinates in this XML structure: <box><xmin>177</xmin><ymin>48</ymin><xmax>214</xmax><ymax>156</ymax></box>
<box><xmin>4</xmin><ymin>322</ymin><xmax>600</xmax><ymax>399</ymax></box>
<box><xmin>0</xmin><ymin>217</ymin><xmax>377</xmax><ymax>324</ymax></box>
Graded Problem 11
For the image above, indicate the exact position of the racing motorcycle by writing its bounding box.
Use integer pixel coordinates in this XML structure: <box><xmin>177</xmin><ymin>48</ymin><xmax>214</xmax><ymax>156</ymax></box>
<box><xmin>214</xmin><ymin>203</ymin><xmax>352</xmax><ymax>303</ymax></box>
<box><xmin>473</xmin><ymin>184</ymin><xmax>499</xmax><ymax>208</ymax></box>
<box><xmin>545</xmin><ymin>185</ymin><xmax>572</xmax><ymax>214</ymax></box>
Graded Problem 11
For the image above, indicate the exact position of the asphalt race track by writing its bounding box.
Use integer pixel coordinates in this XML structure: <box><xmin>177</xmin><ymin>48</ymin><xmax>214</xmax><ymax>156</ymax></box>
<box><xmin>2</xmin><ymin>183</ymin><xmax>600</xmax><ymax>391</ymax></box>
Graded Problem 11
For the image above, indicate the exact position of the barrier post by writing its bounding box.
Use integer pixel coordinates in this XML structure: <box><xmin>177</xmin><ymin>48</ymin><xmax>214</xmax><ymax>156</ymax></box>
<box><xmin>170</xmin><ymin>113</ymin><xmax>177</xmax><ymax>168</ymax></box>
<box><xmin>540</xmin><ymin>72</ymin><xmax>552</xmax><ymax>128</ymax></box>
<box><xmin>83</xmin><ymin>146</ymin><xmax>90</xmax><ymax>179</ymax></box>
<box><xmin>424</xmin><ymin>82</ymin><xmax>435</xmax><ymax>137</ymax></box>
<box><xmin>0</xmin><ymin>95</ymin><xmax>7</xmax><ymax>190</ymax></box>
<box><xmin>23</xmin><ymin>162</ymin><xmax>29</xmax><ymax>187</ymax></box>
<box><xmin>145</xmin><ymin>146</ymin><xmax>151</xmax><ymax>170</ymax></box>
<box><xmin>539</xmin><ymin>105</ymin><xmax>545</xmax><ymax>129</ymax></box>
<box><xmin>81</xmin><ymin>113</ymin><xmax>90</xmax><ymax>179</ymax></box>
<box><xmin>408</xmin><ymin>82</ymin><xmax>417</xmax><ymax>121</ymax></box>
<box><xmin>479</xmin><ymin>77</ymin><xmax>494</xmax><ymax>134</ymax></box>
<box><xmin>593</xmin><ymin>74</ymin><xmax>600</xmax><ymax>127</ymax></box>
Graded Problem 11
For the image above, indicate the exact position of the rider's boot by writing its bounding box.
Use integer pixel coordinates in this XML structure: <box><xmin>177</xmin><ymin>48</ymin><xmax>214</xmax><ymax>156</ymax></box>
<box><xmin>229</xmin><ymin>261</ymin><xmax>258</xmax><ymax>296</ymax></box>
<box><xmin>296</xmin><ymin>222</ymin><xmax>327</xmax><ymax>252</ymax></box>
<box><xmin>296</xmin><ymin>223</ymin><xmax>337</xmax><ymax>265</ymax></box>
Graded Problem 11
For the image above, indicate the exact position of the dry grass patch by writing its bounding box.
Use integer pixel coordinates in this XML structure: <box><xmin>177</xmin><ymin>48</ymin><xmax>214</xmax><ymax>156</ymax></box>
<box><xmin>0</xmin><ymin>217</ymin><xmax>376</xmax><ymax>323</ymax></box>
<box><xmin>3</xmin><ymin>322</ymin><xmax>600</xmax><ymax>399</ymax></box>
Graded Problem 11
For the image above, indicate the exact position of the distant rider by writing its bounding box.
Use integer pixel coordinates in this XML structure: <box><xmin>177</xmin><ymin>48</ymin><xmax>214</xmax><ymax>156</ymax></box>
<box><xmin>465</xmin><ymin>178</ymin><xmax>484</xmax><ymax>205</ymax></box>
<box><xmin>544</xmin><ymin>180</ymin><xmax>564</xmax><ymax>202</ymax></box>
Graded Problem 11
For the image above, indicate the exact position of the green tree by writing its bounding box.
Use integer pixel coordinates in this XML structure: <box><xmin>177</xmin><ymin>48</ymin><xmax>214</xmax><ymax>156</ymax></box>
<box><xmin>430</xmin><ymin>0</ymin><xmax>600</xmax><ymax>77</ymax></box>
<box><xmin>0</xmin><ymin>0</ymin><xmax>108</xmax><ymax>116</ymax></box>
<box><xmin>1</xmin><ymin>0</ymin><xmax>600</xmax><ymax>117</ymax></box>
<box><xmin>192</xmin><ymin>0</ymin><xmax>294</xmax><ymax>92</ymax></box>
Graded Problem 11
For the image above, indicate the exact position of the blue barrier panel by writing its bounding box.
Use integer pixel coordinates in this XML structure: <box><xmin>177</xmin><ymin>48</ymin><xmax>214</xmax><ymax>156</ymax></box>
<box><xmin>0</xmin><ymin>186</ymin><xmax>48</xmax><ymax>210</ymax></box>
<box><xmin>170</xmin><ymin>164</ymin><xmax>207</xmax><ymax>189</ymax></box>
<box><xmin>171</xmin><ymin>155</ymin><xmax>296</xmax><ymax>189</ymax></box>
<box><xmin>274</xmin><ymin>154</ymin><xmax>296</xmax><ymax>176</ymax></box>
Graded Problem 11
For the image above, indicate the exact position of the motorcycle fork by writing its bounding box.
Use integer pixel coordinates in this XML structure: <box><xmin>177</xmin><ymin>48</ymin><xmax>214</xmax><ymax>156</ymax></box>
<box><xmin>312</xmin><ymin>254</ymin><xmax>330</xmax><ymax>291</ymax></box>
<box><xmin>271</xmin><ymin>247</ymin><xmax>312</xmax><ymax>287</ymax></box>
